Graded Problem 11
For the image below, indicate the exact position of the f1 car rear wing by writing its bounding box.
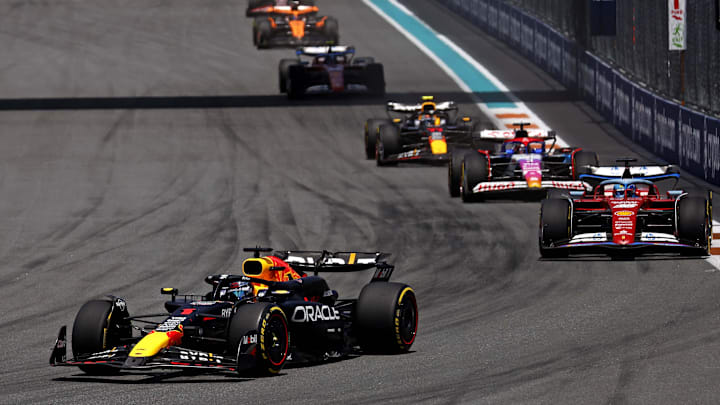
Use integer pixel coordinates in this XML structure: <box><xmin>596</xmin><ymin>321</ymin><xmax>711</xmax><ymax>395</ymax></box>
<box><xmin>578</xmin><ymin>159</ymin><xmax>680</xmax><ymax>188</ymax></box>
<box><xmin>298</xmin><ymin>46</ymin><xmax>355</xmax><ymax>57</ymax></box>
<box><xmin>278</xmin><ymin>250</ymin><xmax>389</xmax><ymax>274</ymax></box>
<box><xmin>386</xmin><ymin>101</ymin><xmax>457</xmax><ymax>113</ymax></box>
<box><xmin>248</xmin><ymin>4</ymin><xmax>318</xmax><ymax>17</ymax></box>
<box><xmin>477</xmin><ymin>129</ymin><xmax>557</xmax><ymax>140</ymax></box>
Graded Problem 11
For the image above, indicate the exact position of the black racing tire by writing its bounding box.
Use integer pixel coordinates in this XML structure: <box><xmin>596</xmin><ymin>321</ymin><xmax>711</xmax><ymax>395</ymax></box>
<box><xmin>287</xmin><ymin>65</ymin><xmax>306</xmax><ymax>99</ymax></box>
<box><xmin>376</xmin><ymin>124</ymin><xmax>401</xmax><ymax>166</ymax></box>
<box><xmin>365</xmin><ymin>63</ymin><xmax>385</xmax><ymax>96</ymax></box>
<box><xmin>278</xmin><ymin>59</ymin><xmax>297</xmax><ymax>93</ymax></box>
<box><xmin>72</xmin><ymin>300</ymin><xmax>129</xmax><ymax>375</ymax></box>
<box><xmin>677</xmin><ymin>196</ymin><xmax>710</xmax><ymax>255</ymax></box>
<box><xmin>228</xmin><ymin>304</ymin><xmax>289</xmax><ymax>377</ymax></box>
<box><xmin>356</xmin><ymin>282</ymin><xmax>418</xmax><ymax>354</ymax></box>
<box><xmin>365</xmin><ymin>119</ymin><xmax>390</xmax><ymax>159</ymax></box>
<box><xmin>572</xmin><ymin>151</ymin><xmax>599</xmax><ymax>179</ymax></box>
<box><xmin>322</xmin><ymin>17</ymin><xmax>339</xmax><ymax>44</ymax></box>
<box><xmin>539</xmin><ymin>198</ymin><xmax>571</xmax><ymax>258</ymax></box>
<box><xmin>460</xmin><ymin>152</ymin><xmax>489</xmax><ymax>203</ymax></box>
<box><xmin>254</xmin><ymin>18</ymin><xmax>272</xmax><ymax>49</ymax></box>
<box><xmin>449</xmin><ymin>149</ymin><xmax>471</xmax><ymax>198</ymax></box>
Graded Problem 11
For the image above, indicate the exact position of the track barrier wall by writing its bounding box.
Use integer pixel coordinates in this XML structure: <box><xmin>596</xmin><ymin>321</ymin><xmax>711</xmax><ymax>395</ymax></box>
<box><xmin>437</xmin><ymin>0</ymin><xmax>720</xmax><ymax>186</ymax></box>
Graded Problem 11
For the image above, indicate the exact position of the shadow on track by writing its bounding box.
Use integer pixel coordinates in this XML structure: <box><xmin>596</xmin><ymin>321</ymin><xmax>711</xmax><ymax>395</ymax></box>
<box><xmin>53</xmin><ymin>370</ymin><xmax>253</xmax><ymax>384</ymax></box>
<box><xmin>0</xmin><ymin>90</ymin><xmax>578</xmax><ymax>111</ymax></box>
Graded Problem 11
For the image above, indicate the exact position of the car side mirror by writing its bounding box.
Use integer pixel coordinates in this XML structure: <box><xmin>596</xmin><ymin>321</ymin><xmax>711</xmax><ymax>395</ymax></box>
<box><xmin>667</xmin><ymin>190</ymin><xmax>684</xmax><ymax>198</ymax></box>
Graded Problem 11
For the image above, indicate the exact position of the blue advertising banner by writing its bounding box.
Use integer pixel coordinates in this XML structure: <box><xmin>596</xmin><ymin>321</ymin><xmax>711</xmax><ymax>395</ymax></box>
<box><xmin>498</xmin><ymin>3</ymin><xmax>510</xmax><ymax>42</ymax></box>
<box><xmin>509</xmin><ymin>8</ymin><xmax>522</xmax><ymax>48</ymax></box>
<box><xmin>487</xmin><ymin>0</ymin><xmax>498</xmax><ymax>34</ymax></box>
<box><xmin>654</xmin><ymin>97</ymin><xmax>680</xmax><ymax>164</ymax></box>
<box><xmin>678</xmin><ymin>107</ymin><xmax>706</xmax><ymax>178</ymax></box>
<box><xmin>705</xmin><ymin>117</ymin><xmax>720</xmax><ymax>182</ymax></box>
<box><xmin>631</xmin><ymin>85</ymin><xmax>654</xmax><ymax>146</ymax></box>
<box><xmin>561</xmin><ymin>39</ymin><xmax>578</xmax><ymax>90</ymax></box>
<box><xmin>579</xmin><ymin>52</ymin><xmax>596</xmax><ymax>106</ymax></box>
<box><xmin>533</xmin><ymin>22</ymin><xmax>549</xmax><ymax>71</ymax></box>
<box><xmin>595</xmin><ymin>59</ymin><xmax>614</xmax><ymax>121</ymax></box>
<box><xmin>546</xmin><ymin>29</ymin><xmax>563</xmax><ymax>82</ymax></box>
<box><xmin>520</xmin><ymin>13</ymin><xmax>534</xmax><ymax>58</ymax></box>
<box><xmin>478</xmin><ymin>0</ymin><xmax>488</xmax><ymax>25</ymax></box>
<box><xmin>590</xmin><ymin>0</ymin><xmax>617</xmax><ymax>36</ymax></box>
<box><xmin>613</xmin><ymin>73</ymin><xmax>633</xmax><ymax>137</ymax></box>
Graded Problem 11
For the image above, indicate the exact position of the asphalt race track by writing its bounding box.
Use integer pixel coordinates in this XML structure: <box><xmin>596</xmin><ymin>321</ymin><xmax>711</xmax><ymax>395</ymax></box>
<box><xmin>2</xmin><ymin>0</ymin><xmax>720</xmax><ymax>403</ymax></box>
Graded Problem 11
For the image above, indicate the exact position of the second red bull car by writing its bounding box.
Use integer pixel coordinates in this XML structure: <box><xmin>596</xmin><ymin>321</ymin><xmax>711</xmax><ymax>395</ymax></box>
<box><xmin>539</xmin><ymin>160</ymin><xmax>712</xmax><ymax>258</ymax></box>
<box><xmin>365</xmin><ymin>96</ymin><xmax>486</xmax><ymax>166</ymax></box>
<box><xmin>50</xmin><ymin>248</ymin><xmax>418</xmax><ymax>377</ymax></box>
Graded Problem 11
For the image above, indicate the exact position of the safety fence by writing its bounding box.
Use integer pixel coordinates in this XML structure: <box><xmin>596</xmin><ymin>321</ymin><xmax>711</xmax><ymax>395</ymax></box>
<box><xmin>436</xmin><ymin>0</ymin><xmax>720</xmax><ymax>186</ymax></box>
<box><xmin>505</xmin><ymin>0</ymin><xmax>720</xmax><ymax>116</ymax></box>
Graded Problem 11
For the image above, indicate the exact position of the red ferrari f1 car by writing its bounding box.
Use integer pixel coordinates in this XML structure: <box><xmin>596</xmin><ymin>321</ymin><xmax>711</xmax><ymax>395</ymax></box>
<box><xmin>539</xmin><ymin>159</ymin><xmax>712</xmax><ymax>258</ymax></box>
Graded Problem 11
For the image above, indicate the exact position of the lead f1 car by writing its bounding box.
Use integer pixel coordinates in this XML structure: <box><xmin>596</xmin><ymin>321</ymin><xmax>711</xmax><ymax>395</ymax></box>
<box><xmin>251</xmin><ymin>1</ymin><xmax>338</xmax><ymax>49</ymax></box>
<box><xmin>279</xmin><ymin>46</ymin><xmax>385</xmax><ymax>98</ymax></box>
<box><xmin>454</xmin><ymin>123</ymin><xmax>599</xmax><ymax>201</ymax></box>
<box><xmin>539</xmin><ymin>159</ymin><xmax>712</xmax><ymax>258</ymax></box>
<box><xmin>364</xmin><ymin>96</ymin><xmax>485</xmax><ymax>166</ymax></box>
<box><xmin>50</xmin><ymin>248</ymin><xmax>418</xmax><ymax>377</ymax></box>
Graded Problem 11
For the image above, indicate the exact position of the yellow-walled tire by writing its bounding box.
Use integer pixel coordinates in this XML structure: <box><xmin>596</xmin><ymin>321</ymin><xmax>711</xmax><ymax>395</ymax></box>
<box><xmin>356</xmin><ymin>282</ymin><xmax>418</xmax><ymax>353</ymax></box>
<box><xmin>228</xmin><ymin>304</ymin><xmax>289</xmax><ymax>376</ymax></box>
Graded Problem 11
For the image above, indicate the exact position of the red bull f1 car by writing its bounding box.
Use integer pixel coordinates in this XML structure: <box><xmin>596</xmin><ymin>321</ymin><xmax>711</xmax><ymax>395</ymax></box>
<box><xmin>539</xmin><ymin>159</ymin><xmax>712</xmax><ymax>258</ymax></box>
<box><xmin>279</xmin><ymin>46</ymin><xmax>385</xmax><ymax>98</ymax></box>
<box><xmin>452</xmin><ymin>123</ymin><xmax>599</xmax><ymax>201</ymax></box>
<box><xmin>50</xmin><ymin>248</ymin><xmax>418</xmax><ymax>377</ymax></box>
<box><xmin>365</xmin><ymin>96</ymin><xmax>485</xmax><ymax>166</ymax></box>
<box><xmin>250</xmin><ymin>1</ymin><xmax>338</xmax><ymax>49</ymax></box>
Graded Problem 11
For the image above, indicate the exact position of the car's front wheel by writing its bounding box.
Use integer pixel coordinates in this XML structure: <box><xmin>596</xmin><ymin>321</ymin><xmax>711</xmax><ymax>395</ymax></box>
<box><xmin>227</xmin><ymin>304</ymin><xmax>289</xmax><ymax>376</ymax></box>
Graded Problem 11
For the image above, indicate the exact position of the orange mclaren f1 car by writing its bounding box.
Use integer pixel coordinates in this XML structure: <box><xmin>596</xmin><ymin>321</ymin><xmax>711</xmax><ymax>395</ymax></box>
<box><xmin>249</xmin><ymin>0</ymin><xmax>338</xmax><ymax>49</ymax></box>
<box><xmin>50</xmin><ymin>248</ymin><xmax>418</xmax><ymax>377</ymax></box>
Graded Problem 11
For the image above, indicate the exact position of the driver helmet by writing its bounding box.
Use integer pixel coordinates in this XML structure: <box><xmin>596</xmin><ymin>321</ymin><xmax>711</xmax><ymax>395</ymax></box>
<box><xmin>626</xmin><ymin>183</ymin><xmax>637</xmax><ymax>197</ymax></box>
<box><xmin>513</xmin><ymin>144</ymin><xmax>527</xmax><ymax>154</ymax></box>
<box><xmin>613</xmin><ymin>184</ymin><xmax>625</xmax><ymax>198</ymax></box>
<box><xmin>222</xmin><ymin>281</ymin><xmax>253</xmax><ymax>302</ymax></box>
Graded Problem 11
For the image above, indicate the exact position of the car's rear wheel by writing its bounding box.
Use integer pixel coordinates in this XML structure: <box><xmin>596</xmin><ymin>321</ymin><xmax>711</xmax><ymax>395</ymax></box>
<box><xmin>539</xmin><ymin>198</ymin><xmax>571</xmax><ymax>258</ymax></box>
<box><xmin>228</xmin><ymin>304</ymin><xmax>289</xmax><ymax>377</ymax></box>
<box><xmin>572</xmin><ymin>151</ymin><xmax>599</xmax><ymax>179</ymax></box>
<box><xmin>322</xmin><ymin>17</ymin><xmax>339</xmax><ymax>44</ymax></box>
<box><xmin>278</xmin><ymin>59</ymin><xmax>297</xmax><ymax>93</ymax></box>
<box><xmin>356</xmin><ymin>282</ymin><xmax>418</xmax><ymax>353</ymax></box>
<box><xmin>365</xmin><ymin>63</ymin><xmax>385</xmax><ymax>96</ymax></box>
<box><xmin>677</xmin><ymin>196</ymin><xmax>710</xmax><ymax>255</ymax></box>
<box><xmin>460</xmin><ymin>152</ymin><xmax>489</xmax><ymax>202</ymax></box>
<box><xmin>376</xmin><ymin>124</ymin><xmax>401</xmax><ymax>166</ymax></box>
<box><xmin>72</xmin><ymin>299</ymin><xmax>130</xmax><ymax>375</ymax></box>
<box><xmin>287</xmin><ymin>65</ymin><xmax>306</xmax><ymax>99</ymax></box>
<box><xmin>365</xmin><ymin>119</ymin><xmax>390</xmax><ymax>159</ymax></box>
<box><xmin>254</xmin><ymin>18</ymin><xmax>272</xmax><ymax>49</ymax></box>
